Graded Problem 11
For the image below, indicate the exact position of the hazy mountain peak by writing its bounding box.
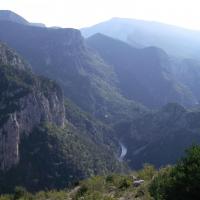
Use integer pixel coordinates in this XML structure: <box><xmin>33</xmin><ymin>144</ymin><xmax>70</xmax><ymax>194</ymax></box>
<box><xmin>0</xmin><ymin>10</ymin><xmax>46</xmax><ymax>27</ymax></box>
<box><xmin>88</xmin><ymin>32</ymin><xmax>124</xmax><ymax>44</ymax></box>
<box><xmin>0</xmin><ymin>10</ymin><xmax>29</xmax><ymax>25</ymax></box>
<box><xmin>81</xmin><ymin>17</ymin><xmax>200</xmax><ymax>59</ymax></box>
<box><xmin>88</xmin><ymin>32</ymin><xmax>139</xmax><ymax>52</ymax></box>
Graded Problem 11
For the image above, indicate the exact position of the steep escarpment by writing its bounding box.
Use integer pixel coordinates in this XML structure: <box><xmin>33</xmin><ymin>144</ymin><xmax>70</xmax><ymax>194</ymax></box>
<box><xmin>0</xmin><ymin>43</ymin><xmax>65</xmax><ymax>171</ymax></box>
<box><xmin>0</xmin><ymin>20</ymin><xmax>145</xmax><ymax>122</ymax></box>
<box><xmin>0</xmin><ymin>43</ymin><xmax>125</xmax><ymax>192</ymax></box>
<box><xmin>0</xmin><ymin>42</ymin><xmax>28</xmax><ymax>70</ymax></box>
<box><xmin>87</xmin><ymin>33</ymin><xmax>196</xmax><ymax>108</ymax></box>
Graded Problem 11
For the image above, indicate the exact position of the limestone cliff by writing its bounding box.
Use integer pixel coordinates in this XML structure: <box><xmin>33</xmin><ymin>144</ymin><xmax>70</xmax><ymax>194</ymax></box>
<box><xmin>0</xmin><ymin>43</ymin><xmax>65</xmax><ymax>170</ymax></box>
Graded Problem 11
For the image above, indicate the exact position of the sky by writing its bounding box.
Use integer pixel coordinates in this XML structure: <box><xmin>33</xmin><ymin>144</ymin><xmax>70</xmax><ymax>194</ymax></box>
<box><xmin>0</xmin><ymin>0</ymin><xmax>200</xmax><ymax>30</ymax></box>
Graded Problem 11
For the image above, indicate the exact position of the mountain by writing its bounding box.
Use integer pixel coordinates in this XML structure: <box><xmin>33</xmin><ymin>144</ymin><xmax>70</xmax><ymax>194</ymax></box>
<box><xmin>115</xmin><ymin>103</ymin><xmax>200</xmax><ymax>169</ymax></box>
<box><xmin>0</xmin><ymin>20</ymin><xmax>145</xmax><ymax>122</ymax></box>
<box><xmin>0</xmin><ymin>10</ymin><xmax>45</xmax><ymax>27</ymax></box>
<box><xmin>81</xmin><ymin>17</ymin><xmax>200</xmax><ymax>59</ymax></box>
<box><xmin>1</xmin><ymin>145</ymin><xmax>200</xmax><ymax>200</ymax></box>
<box><xmin>85</xmin><ymin>33</ymin><xmax>200</xmax><ymax>170</ymax></box>
<box><xmin>0</xmin><ymin>42</ymin><xmax>125</xmax><ymax>192</ymax></box>
<box><xmin>1</xmin><ymin>12</ymin><xmax>200</xmax><ymax>192</ymax></box>
<box><xmin>87</xmin><ymin>33</ymin><xmax>197</xmax><ymax>108</ymax></box>
<box><xmin>169</xmin><ymin>58</ymin><xmax>200</xmax><ymax>103</ymax></box>
<box><xmin>0</xmin><ymin>10</ymin><xmax>29</xmax><ymax>25</ymax></box>
<box><xmin>0</xmin><ymin>42</ymin><xmax>65</xmax><ymax>171</ymax></box>
<box><xmin>29</xmin><ymin>23</ymin><xmax>46</xmax><ymax>27</ymax></box>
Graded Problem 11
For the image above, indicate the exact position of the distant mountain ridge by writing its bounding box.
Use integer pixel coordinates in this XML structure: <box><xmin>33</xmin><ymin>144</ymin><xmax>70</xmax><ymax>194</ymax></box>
<box><xmin>0</xmin><ymin>10</ymin><xmax>29</xmax><ymax>25</ymax></box>
<box><xmin>0</xmin><ymin>20</ymin><xmax>145</xmax><ymax>122</ymax></box>
<box><xmin>0</xmin><ymin>10</ymin><xmax>46</xmax><ymax>27</ymax></box>
<box><xmin>81</xmin><ymin>17</ymin><xmax>200</xmax><ymax>59</ymax></box>
<box><xmin>1</xmin><ymin>11</ymin><xmax>200</xmax><ymax>193</ymax></box>
<box><xmin>87</xmin><ymin>33</ymin><xmax>197</xmax><ymax>108</ymax></box>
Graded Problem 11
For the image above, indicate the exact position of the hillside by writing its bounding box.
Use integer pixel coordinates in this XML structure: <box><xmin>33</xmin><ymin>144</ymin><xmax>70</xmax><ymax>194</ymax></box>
<box><xmin>0</xmin><ymin>42</ymin><xmax>125</xmax><ymax>192</ymax></box>
<box><xmin>115</xmin><ymin>103</ymin><xmax>200</xmax><ymax>169</ymax></box>
<box><xmin>1</xmin><ymin>145</ymin><xmax>200</xmax><ymax>200</ymax></box>
<box><xmin>0</xmin><ymin>20</ymin><xmax>145</xmax><ymax>122</ymax></box>
<box><xmin>87</xmin><ymin>33</ymin><xmax>196</xmax><ymax>108</ymax></box>
<box><xmin>0</xmin><ymin>164</ymin><xmax>156</xmax><ymax>200</ymax></box>
<box><xmin>170</xmin><ymin>58</ymin><xmax>200</xmax><ymax>102</ymax></box>
<box><xmin>1</xmin><ymin>11</ymin><xmax>200</xmax><ymax>195</ymax></box>
<box><xmin>81</xmin><ymin>17</ymin><xmax>200</xmax><ymax>59</ymax></box>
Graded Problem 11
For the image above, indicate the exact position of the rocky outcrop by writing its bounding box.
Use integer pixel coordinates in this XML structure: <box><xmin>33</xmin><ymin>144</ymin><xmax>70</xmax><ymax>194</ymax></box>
<box><xmin>0</xmin><ymin>43</ymin><xmax>65</xmax><ymax>170</ymax></box>
<box><xmin>0</xmin><ymin>20</ymin><xmax>145</xmax><ymax>123</ymax></box>
<box><xmin>0</xmin><ymin>43</ymin><xmax>28</xmax><ymax>70</ymax></box>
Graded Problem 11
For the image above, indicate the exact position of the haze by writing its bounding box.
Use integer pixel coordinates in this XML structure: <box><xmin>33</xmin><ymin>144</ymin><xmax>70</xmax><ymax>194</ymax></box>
<box><xmin>1</xmin><ymin>0</ymin><xmax>200</xmax><ymax>30</ymax></box>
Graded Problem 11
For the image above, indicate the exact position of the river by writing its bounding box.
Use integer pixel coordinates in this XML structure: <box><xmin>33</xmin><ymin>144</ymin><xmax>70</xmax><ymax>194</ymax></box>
<box><xmin>118</xmin><ymin>142</ymin><xmax>127</xmax><ymax>162</ymax></box>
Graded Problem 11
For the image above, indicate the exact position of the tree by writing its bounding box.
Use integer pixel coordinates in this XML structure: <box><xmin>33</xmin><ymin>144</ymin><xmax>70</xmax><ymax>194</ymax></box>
<box><xmin>150</xmin><ymin>145</ymin><xmax>200</xmax><ymax>200</ymax></box>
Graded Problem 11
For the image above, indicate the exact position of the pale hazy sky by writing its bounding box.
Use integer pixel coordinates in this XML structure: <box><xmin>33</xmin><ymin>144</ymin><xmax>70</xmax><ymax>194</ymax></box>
<box><xmin>1</xmin><ymin>0</ymin><xmax>200</xmax><ymax>30</ymax></box>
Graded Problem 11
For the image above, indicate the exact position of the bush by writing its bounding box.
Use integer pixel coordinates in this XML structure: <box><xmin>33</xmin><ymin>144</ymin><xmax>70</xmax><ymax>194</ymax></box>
<box><xmin>13</xmin><ymin>186</ymin><xmax>32</xmax><ymax>200</ymax></box>
<box><xmin>118</xmin><ymin>178</ymin><xmax>132</xmax><ymax>190</ymax></box>
<box><xmin>149</xmin><ymin>166</ymin><xmax>173</xmax><ymax>200</ymax></box>
<box><xmin>150</xmin><ymin>145</ymin><xmax>200</xmax><ymax>200</ymax></box>
<box><xmin>138</xmin><ymin>164</ymin><xmax>156</xmax><ymax>181</ymax></box>
<box><xmin>106</xmin><ymin>175</ymin><xmax>114</xmax><ymax>183</ymax></box>
<box><xmin>76</xmin><ymin>185</ymin><xmax>88</xmax><ymax>197</ymax></box>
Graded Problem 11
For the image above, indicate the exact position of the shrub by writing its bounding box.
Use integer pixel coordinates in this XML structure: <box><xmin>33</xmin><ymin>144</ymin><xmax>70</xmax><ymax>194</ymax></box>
<box><xmin>150</xmin><ymin>145</ymin><xmax>200</xmax><ymax>200</ymax></box>
<box><xmin>118</xmin><ymin>178</ymin><xmax>132</xmax><ymax>190</ymax></box>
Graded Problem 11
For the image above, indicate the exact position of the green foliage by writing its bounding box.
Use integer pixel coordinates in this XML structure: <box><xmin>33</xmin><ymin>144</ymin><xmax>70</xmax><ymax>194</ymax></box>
<box><xmin>0</xmin><ymin>122</ymin><xmax>123</xmax><ymax>193</ymax></box>
<box><xmin>73</xmin><ymin>171</ymin><xmax>153</xmax><ymax>200</ymax></box>
<box><xmin>118</xmin><ymin>178</ymin><xmax>132</xmax><ymax>190</ymax></box>
<box><xmin>116</xmin><ymin>103</ymin><xmax>200</xmax><ymax>169</ymax></box>
<box><xmin>0</xmin><ymin>63</ymin><xmax>61</xmax><ymax>127</ymax></box>
<box><xmin>105</xmin><ymin>175</ymin><xmax>114</xmax><ymax>183</ymax></box>
<box><xmin>149</xmin><ymin>166</ymin><xmax>173</xmax><ymax>200</ymax></box>
<box><xmin>65</xmin><ymin>99</ymin><xmax>119</xmax><ymax>152</ymax></box>
<box><xmin>0</xmin><ymin>64</ymin><xmax>33</xmax><ymax>126</ymax></box>
<box><xmin>0</xmin><ymin>21</ymin><xmax>146</xmax><ymax>125</ymax></box>
<box><xmin>137</xmin><ymin>164</ymin><xmax>157</xmax><ymax>181</ymax></box>
<box><xmin>0</xmin><ymin>57</ymin><xmax>124</xmax><ymax>193</ymax></box>
<box><xmin>150</xmin><ymin>145</ymin><xmax>200</xmax><ymax>200</ymax></box>
<box><xmin>76</xmin><ymin>185</ymin><xmax>88</xmax><ymax>197</ymax></box>
<box><xmin>33</xmin><ymin>190</ymin><xmax>68</xmax><ymax>200</ymax></box>
<box><xmin>0</xmin><ymin>164</ymin><xmax>157</xmax><ymax>200</ymax></box>
<box><xmin>13</xmin><ymin>187</ymin><xmax>32</xmax><ymax>200</ymax></box>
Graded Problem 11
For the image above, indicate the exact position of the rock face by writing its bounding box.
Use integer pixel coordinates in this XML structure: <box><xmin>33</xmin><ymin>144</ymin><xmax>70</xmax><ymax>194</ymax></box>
<box><xmin>0</xmin><ymin>20</ymin><xmax>145</xmax><ymax>122</ymax></box>
<box><xmin>0</xmin><ymin>43</ymin><xmax>28</xmax><ymax>70</ymax></box>
<box><xmin>0</xmin><ymin>42</ymin><xmax>124</xmax><ymax>192</ymax></box>
<box><xmin>0</xmin><ymin>43</ymin><xmax>65</xmax><ymax>170</ymax></box>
